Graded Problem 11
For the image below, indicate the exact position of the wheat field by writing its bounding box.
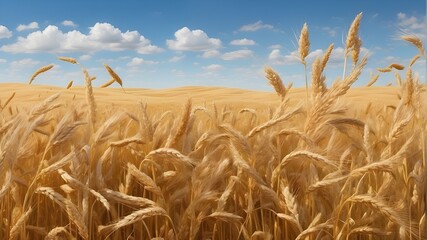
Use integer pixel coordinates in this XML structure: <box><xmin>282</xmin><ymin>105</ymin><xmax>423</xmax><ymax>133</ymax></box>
<box><xmin>0</xmin><ymin>14</ymin><xmax>425</xmax><ymax>240</ymax></box>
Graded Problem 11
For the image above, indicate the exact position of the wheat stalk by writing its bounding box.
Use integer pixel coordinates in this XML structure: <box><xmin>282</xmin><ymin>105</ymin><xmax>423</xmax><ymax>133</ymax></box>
<box><xmin>83</xmin><ymin>68</ymin><xmax>97</xmax><ymax>129</ymax></box>
<box><xmin>352</xmin><ymin>37</ymin><xmax>362</xmax><ymax>66</ymax></box>
<box><xmin>264</xmin><ymin>66</ymin><xmax>287</xmax><ymax>100</ymax></box>
<box><xmin>366</xmin><ymin>73</ymin><xmax>380</xmax><ymax>87</ymax></box>
<box><xmin>298</xmin><ymin>23</ymin><xmax>310</xmax><ymax>64</ymax></box>
<box><xmin>66</xmin><ymin>80</ymin><xmax>73</xmax><ymax>89</ymax></box>
<box><xmin>401</xmin><ymin>35</ymin><xmax>425</xmax><ymax>56</ymax></box>
<box><xmin>321</xmin><ymin>43</ymin><xmax>334</xmax><ymax>72</ymax></box>
<box><xmin>45</xmin><ymin>227</ymin><xmax>74</xmax><ymax>240</ymax></box>
<box><xmin>1</xmin><ymin>92</ymin><xmax>15</xmax><ymax>109</ymax></box>
<box><xmin>9</xmin><ymin>207</ymin><xmax>33</xmax><ymax>240</ymax></box>
<box><xmin>298</xmin><ymin>23</ymin><xmax>310</xmax><ymax>100</ymax></box>
<box><xmin>100</xmin><ymin>78</ymin><xmax>115</xmax><ymax>88</ymax></box>
<box><xmin>343</xmin><ymin>12</ymin><xmax>363</xmax><ymax>78</ymax></box>
<box><xmin>29</xmin><ymin>64</ymin><xmax>54</xmax><ymax>84</ymax></box>
<box><xmin>58</xmin><ymin>56</ymin><xmax>78</xmax><ymax>64</ymax></box>
<box><xmin>389</xmin><ymin>63</ymin><xmax>405</xmax><ymax>70</ymax></box>
<box><xmin>104</xmin><ymin>64</ymin><xmax>123</xmax><ymax>86</ymax></box>
<box><xmin>98</xmin><ymin>207</ymin><xmax>168</xmax><ymax>236</ymax></box>
<box><xmin>345</xmin><ymin>13</ymin><xmax>363</xmax><ymax>53</ymax></box>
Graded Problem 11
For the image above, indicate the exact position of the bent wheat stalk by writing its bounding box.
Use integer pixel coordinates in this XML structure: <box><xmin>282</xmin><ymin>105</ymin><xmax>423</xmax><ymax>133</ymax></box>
<box><xmin>29</xmin><ymin>64</ymin><xmax>54</xmax><ymax>84</ymax></box>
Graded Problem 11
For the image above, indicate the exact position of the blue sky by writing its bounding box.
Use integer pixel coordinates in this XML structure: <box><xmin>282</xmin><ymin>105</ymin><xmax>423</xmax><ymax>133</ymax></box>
<box><xmin>0</xmin><ymin>0</ymin><xmax>425</xmax><ymax>90</ymax></box>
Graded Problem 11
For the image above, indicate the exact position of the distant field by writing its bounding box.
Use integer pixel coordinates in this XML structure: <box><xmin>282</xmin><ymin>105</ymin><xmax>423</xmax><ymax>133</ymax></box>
<box><xmin>0</xmin><ymin>83</ymin><xmax>400</xmax><ymax>111</ymax></box>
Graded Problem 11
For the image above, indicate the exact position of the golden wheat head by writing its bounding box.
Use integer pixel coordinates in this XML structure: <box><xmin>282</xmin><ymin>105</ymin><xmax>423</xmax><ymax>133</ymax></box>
<box><xmin>29</xmin><ymin>64</ymin><xmax>54</xmax><ymax>84</ymax></box>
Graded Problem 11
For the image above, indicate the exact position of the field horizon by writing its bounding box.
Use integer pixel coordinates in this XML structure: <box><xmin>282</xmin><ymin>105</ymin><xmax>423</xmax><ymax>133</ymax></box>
<box><xmin>0</xmin><ymin>82</ymin><xmax>401</xmax><ymax>107</ymax></box>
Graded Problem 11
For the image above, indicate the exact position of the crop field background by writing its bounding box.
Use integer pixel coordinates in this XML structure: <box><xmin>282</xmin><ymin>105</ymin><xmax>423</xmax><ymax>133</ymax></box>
<box><xmin>0</xmin><ymin>13</ymin><xmax>425</xmax><ymax>240</ymax></box>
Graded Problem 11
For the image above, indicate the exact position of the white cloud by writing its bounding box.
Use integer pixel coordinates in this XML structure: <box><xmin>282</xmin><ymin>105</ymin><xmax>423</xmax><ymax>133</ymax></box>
<box><xmin>203</xmin><ymin>64</ymin><xmax>222</xmax><ymax>71</ymax></box>
<box><xmin>1</xmin><ymin>23</ymin><xmax>162</xmax><ymax>54</ymax></box>
<box><xmin>166</xmin><ymin>27</ymin><xmax>221</xmax><ymax>51</ymax></box>
<box><xmin>239</xmin><ymin>21</ymin><xmax>273</xmax><ymax>32</ymax></box>
<box><xmin>127</xmin><ymin>57</ymin><xmax>158</xmax><ymax>67</ymax></box>
<box><xmin>269</xmin><ymin>49</ymin><xmax>306</xmax><ymax>65</ymax></box>
<box><xmin>202</xmin><ymin>49</ymin><xmax>221</xmax><ymax>58</ymax></box>
<box><xmin>171</xmin><ymin>69</ymin><xmax>185</xmax><ymax>77</ymax></box>
<box><xmin>0</xmin><ymin>25</ymin><xmax>12</xmax><ymax>39</ymax></box>
<box><xmin>0</xmin><ymin>59</ymin><xmax>6</xmax><ymax>63</ymax></box>
<box><xmin>16</xmin><ymin>22</ymin><xmax>39</xmax><ymax>31</ymax></box>
<box><xmin>10</xmin><ymin>58</ymin><xmax>40</xmax><ymax>69</ymax></box>
<box><xmin>396</xmin><ymin>13</ymin><xmax>426</xmax><ymax>40</ymax></box>
<box><xmin>322</xmin><ymin>27</ymin><xmax>339</xmax><ymax>37</ymax></box>
<box><xmin>62</xmin><ymin>20</ymin><xmax>78</xmax><ymax>28</ymax></box>
<box><xmin>397</xmin><ymin>13</ymin><xmax>425</xmax><ymax>30</ymax></box>
<box><xmin>222</xmin><ymin>50</ymin><xmax>253</xmax><ymax>60</ymax></box>
<box><xmin>268</xmin><ymin>47</ymin><xmax>371</xmax><ymax>66</ymax></box>
<box><xmin>269</xmin><ymin>44</ymin><xmax>282</xmax><ymax>49</ymax></box>
<box><xmin>169</xmin><ymin>55</ymin><xmax>185</xmax><ymax>62</ymax></box>
<box><xmin>79</xmin><ymin>54</ymin><xmax>91</xmax><ymax>61</ymax></box>
<box><xmin>230</xmin><ymin>38</ymin><xmax>256</xmax><ymax>46</ymax></box>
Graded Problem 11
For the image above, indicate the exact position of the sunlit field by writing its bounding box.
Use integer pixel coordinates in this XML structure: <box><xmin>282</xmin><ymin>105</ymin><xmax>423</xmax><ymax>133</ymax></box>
<box><xmin>0</xmin><ymin>13</ymin><xmax>425</xmax><ymax>240</ymax></box>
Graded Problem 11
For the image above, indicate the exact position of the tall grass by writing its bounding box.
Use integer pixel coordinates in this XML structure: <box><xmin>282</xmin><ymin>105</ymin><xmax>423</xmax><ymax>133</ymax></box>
<box><xmin>0</xmin><ymin>14</ymin><xmax>425</xmax><ymax>240</ymax></box>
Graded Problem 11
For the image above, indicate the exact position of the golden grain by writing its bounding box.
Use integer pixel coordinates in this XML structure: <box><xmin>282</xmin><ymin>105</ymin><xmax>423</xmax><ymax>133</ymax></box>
<box><xmin>401</xmin><ymin>35</ymin><xmax>425</xmax><ymax>55</ymax></box>
<box><xmin>264</xmin><ymin>66</ymin><xmax>287</xmax><ymax>100</ymax></box>
<box><xmin>351</xmin><ymin>37</ymin><xmax>361</xmax><ymax>65</ymax></box>
<box><xmin>298</xmin><ymin>23</ymin><xmax>310</xmax><ymax>64</ymax></box>
<box><xmin>104</xmin><ymin>64</ymin><xmax>123</xmax><ymax>86</ymax></box>
<box><xmin>99</xmin><ymin>78</ymin><xmax>115</xmax><ymax>88</ymax></box>
<box><xmin>29</xmin><ymin>64</ymin><xmax>54</xmax><ymax>84</ymax></box>
<box><xmin>66</xmin><ymin>80</ymin><xmax>73</xmax><ymax>89</ymax></box>
<box><xmin>321</xmin><ymin>43</ymin><xmax>334</xmax><ymax>72</ymax></box>
<box><xmin>366</xmin><ymin>73</ymin><xmax>380</xmax><ymax>87</ymax></box>
<box><xmin>345</xmin><ymin>12</ymin><xmax>363</xmax><ymax>53</ymax></box>
<box><xmin>58</xmin><ymin>56</ymin><xmax>78</xmax><ymax>64</ymax></box>
<box><xmin>2</xmin><ymin>92</ymin><xmax>15</xmax><ymax>109</ymax></box>
<box><xmin>377</xmin><ymin>67</ymin><xmax>392</xmax><ymax>73</ymax></box>
<box><xmin>388</xmin><ymin>63</ymin><xmax>405</xmax><ymax>70</ymax></box>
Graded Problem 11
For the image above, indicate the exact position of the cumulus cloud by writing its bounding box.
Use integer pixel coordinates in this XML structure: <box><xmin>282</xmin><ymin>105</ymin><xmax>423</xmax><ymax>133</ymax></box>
<box><xmin>397</xmin><ymin>13</ymin><xmax>425</xmax><ymax>31</ymax></box>
<box><xmin>396</xmin><ymin>13</ymin><xmax>426</xmax><ymax>40</ymax></box>
<box><xmin>269</xmin><ymin>44</ymin><xmax>282</xmax><ymax>49</ymax></box>
<box><xmin>10</xmin><ymin>58</ymin><xmax>40</xmax><ymax>69</ymax></box>
<box><xmin>167</xmin><ymin>27</ymin><xmax>221</xmax><ymax>51</ymax></box>
<box><xmin>239</xmin><ymin>21</ymin><xmax>273</xmax><ymax>32</ymax></box>
<box><xmin>1</xmin><ymin>23</ymin><xmax>162</xmax><ymax>54</ymax></box>
<box><xmin>268</xmin><ymin>47</ymin><xmax>370</xmax><ymax>65</ymax></box>
<box><xmin>62</xmin><ymin>20</ymin><xmax>78</xmax><ymax>28</ymax></box>
<box><xmin>171</xmin><ymin>69</ymin><xmax>185</xmax><ymax>77</ymax></box>
<box><xmin>0</xmin><ymin>59</ymin><xmax>6</xmax><ymax>63</ymax></box>
<box><xmin>0</xmin><ymin>25</ymin><xmax>12</xmax><ymax>39</ymax></box>
<box><xmin>202</xmin><ymin>49</ymin><xmax>221</xmax><ymax>58</ymax></box>
<box><xmin>230</xmin><ymin>38</ymin><xmax>256</xmax><ymax>46</ymax></box>
<box><xmin>203</xmin><ymin>64</ymin><xmax>222</xmax><ymax>71</ymax></box>
<box><xmin>169</xmin><ymin>55</ymin><xmax>185</xmax><ymax>62</ymax></box>
<box><xmin>269</xmin><ymin>49</ymin><xmax>310</xmax><ymax>65</ymax></box>
<box><xmin>127</xmin><ymin>57</ymin><xmax>158</xmax><ymax>67</ymax></box>
<box><xmin>322</xmin><ymin>27</ymin><xmax>339</xmax><ymax>37</ymax></box>
<box><xmin>222</xmin><ymin>50</ymin><xmax>253</xmax><ymax>60</ymax></box>
<box><xmin>79</xmin><ymin>54</ymin><xmax>91</xmax><ymax>61</ymax></box>
<box><xmin>17</xmin><ymin>22</ymin><xmax>39</xmax><ymax>31</ymax></box>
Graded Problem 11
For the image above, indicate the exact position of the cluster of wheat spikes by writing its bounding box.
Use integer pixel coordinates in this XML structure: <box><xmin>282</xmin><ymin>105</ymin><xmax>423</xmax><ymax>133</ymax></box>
<box><xmin>0</xmin><ymin>13</ymin><xmax>425</xmax><ymax>240</ymax></box>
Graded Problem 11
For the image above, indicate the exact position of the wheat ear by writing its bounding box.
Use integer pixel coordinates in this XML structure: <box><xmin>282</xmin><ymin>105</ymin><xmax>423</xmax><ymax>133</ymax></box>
<box><xmin>58</xmin><ymin>56</ymin><xmax>78</xmax><ymax>64</ymax></box>
<box><xmin>29</xmin><ymin>64</ymin><xmax>54</xmax><ymax>84</ymax></box>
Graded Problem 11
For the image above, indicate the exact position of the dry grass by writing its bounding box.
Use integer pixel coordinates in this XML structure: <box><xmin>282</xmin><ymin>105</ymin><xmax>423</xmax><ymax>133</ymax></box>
<box><xmin>0</xmin><ymin>14</ymin><xmax>425</xmax><ymax>240</ymax></box>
